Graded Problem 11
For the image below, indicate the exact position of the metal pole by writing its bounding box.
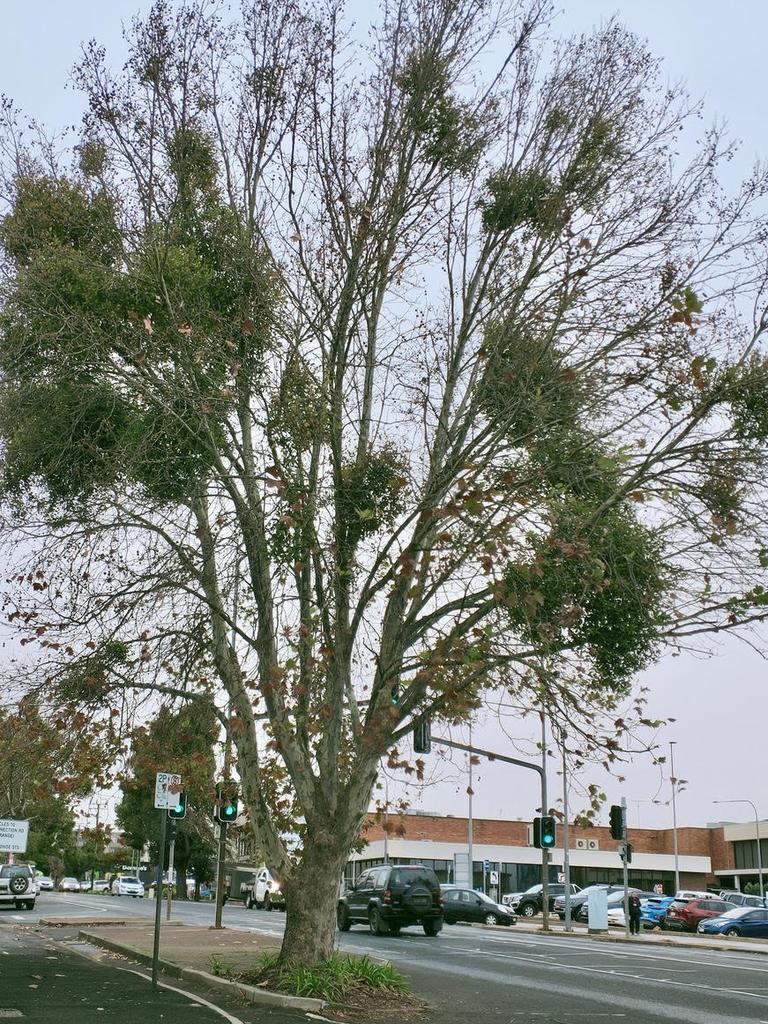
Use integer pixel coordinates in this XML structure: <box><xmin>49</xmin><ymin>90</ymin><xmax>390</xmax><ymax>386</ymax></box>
<box><xmin>384</xmin><ymin>780</ymin><xmax>389</xmax><ymax>864</ymax></box>
<box><xmin>754</xmin><ymin>802</ymin><xmax>765</xmax><ymax>900</ymax></box>
<box><xmin>622</xmin><ymin>796</ymin><xmax>630</xmax><ymax>939</ymax></box>
<box><xmin>562</xmin><ymin>744</ymin><xmax>572</xmax><ymax>932</ymax></box>
<box><xmin>541</xmin><ymin>711</ymin><xmax>550</xmax><ymax>932</ymax></box>
<box><xmin>152</xmin><ymin>810</ymin><xmax>167</xmax><ymax>989</ymax></box>
<box><xmin>468</xmin><ymin>723</ymin><xmax>474</xmax><ymax>890</ymax></box>
<box><xmin>670</xmin><ymin>742</ymin><xmax>680</xmax><ymax>895</ymax></box>
<box><xmin>165</xmin><ymin>835</ymin><xmax>175</xmax><ymax>921</ymax></box>
<box><xmin>213</xmin><ymin>820</ymin><xmax>228</xmax><ymax>929</ymax></box>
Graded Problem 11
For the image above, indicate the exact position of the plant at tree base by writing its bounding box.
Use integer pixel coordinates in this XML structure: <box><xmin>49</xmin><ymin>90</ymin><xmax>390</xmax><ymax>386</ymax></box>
<box><xmin>2</xmin><ymin>1</ymin><xmax>768</xmax><ymax>965</ymax></box>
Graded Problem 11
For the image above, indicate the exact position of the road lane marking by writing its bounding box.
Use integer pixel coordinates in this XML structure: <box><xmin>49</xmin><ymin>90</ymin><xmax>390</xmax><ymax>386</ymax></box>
<box><xmin>119</xmin><ymin>968</ymin><xmax>244</xmax><ymax>1024</ymax></box>
<box><xmin>444</xmin><ymin>942</ymin><xmax>768</xmax><ymax>1002</ymax></box>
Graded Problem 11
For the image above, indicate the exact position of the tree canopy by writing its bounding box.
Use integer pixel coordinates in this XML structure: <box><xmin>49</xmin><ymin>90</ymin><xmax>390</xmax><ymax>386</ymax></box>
<box><xmin>2</xmin><ymin>0</ymin><xmax>768</xmax><ymax>962</ymax></box>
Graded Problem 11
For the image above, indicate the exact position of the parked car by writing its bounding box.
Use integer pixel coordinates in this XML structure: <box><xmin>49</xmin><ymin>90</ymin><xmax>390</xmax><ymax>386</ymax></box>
<box><xmin>35</xmin><ymin>875</ymin><xmax>54</xmax><ymax>892</ymax></box>
<box><xmin>719</xmin><ymin>891</ymin><xmax>765</xmax><ymax>908</ymax></box>
<box><xmin>111</xmin><ymin>875</ymin><xmax>145</xmax><ymax>898</ymax></box>
<box><xmin>504</xmin><ymin>883</ymin><xmax>581</xmax><ymax>917</ymax></box>
<box><xmin>91</xmin><ymin>879</ymin><xmax>111</xmax><ymax>894</ymax></box>
<box><xmin>0</xmin><ymin>864</ymin><xmax>37</xmax><ymax>911</ymax></box>
<box><xmin>664</xmin><ymin>897</ymin><xmax>737</xmax><ymax>932</ymax></box>
<box><xmin>443</xmin><ymin>887</ymin><xmax>516</xmax><ymax>926</ymax></box>
<box><xmin>641</xmin><ymin>896</ymin><xmax>676</xmax><ymax>928</ymax></box>
<box><xmin>558</xmin><ymin>884</ymin><xmax>625</xmax><ymax>921</ymax></box>
<box><xmin>698</xmin><ymin>906</ymin><xmax>768</xmax><ymax>937</ymax></box>
<box><xmin>337</xmin><ymin>864</ymin><xmax>443</xmax><ymax>936</ymax></box>
<box><xmin>59</xmin><ymin>877</ymin><xmax>81</xmax><ymax>892</ymax></box>
<box><xmin>675</xmin><ymin>889</ymin><xmax>714</xmax><ymax>901</ymax></box>
<box><xmin>242</xmin><ymin>868</ymin><xmax>285</xmax><ymax>911</ymax></box>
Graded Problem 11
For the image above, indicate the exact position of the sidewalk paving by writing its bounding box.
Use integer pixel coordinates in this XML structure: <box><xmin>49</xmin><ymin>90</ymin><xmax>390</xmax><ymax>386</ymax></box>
<box><xmin>80</xmin><ymin>920</ymin><xmax>281</xmax><ymax>977</ymax></box>
<box><xmin>0</xmin><ymin>925</ymin><xmax>234</xmax><ymax>1023</ymax></box>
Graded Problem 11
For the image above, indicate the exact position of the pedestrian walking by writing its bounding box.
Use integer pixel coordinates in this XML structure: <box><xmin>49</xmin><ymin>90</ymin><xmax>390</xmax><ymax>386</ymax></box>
<box><xmin>628</xmin><ymin>891</ymin><xmax>642</xmax><ymax>935</ymax></box>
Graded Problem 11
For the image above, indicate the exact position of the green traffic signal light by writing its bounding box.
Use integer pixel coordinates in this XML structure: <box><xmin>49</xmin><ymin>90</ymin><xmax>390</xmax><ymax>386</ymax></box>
<box><xmin>215</xmin><ymin>781</ymin><xmax>239</xmax><ymax>824</ymax></box>
<box><xmin>533</xmin><ymin>815</ymin><xmax>557</xmax><ymax>849</ymax></box>
<box><xmin>168</xmin><ymin>791</ymin><xmax>187</xmax><ymax>819</ymax></box>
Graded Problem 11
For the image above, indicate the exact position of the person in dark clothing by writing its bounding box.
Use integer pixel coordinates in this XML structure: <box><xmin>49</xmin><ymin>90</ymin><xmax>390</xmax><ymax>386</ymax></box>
<box><xmin>628</xmin><ymin>891</ymin><xmax>642</xmax><ymax>935</ymax></box>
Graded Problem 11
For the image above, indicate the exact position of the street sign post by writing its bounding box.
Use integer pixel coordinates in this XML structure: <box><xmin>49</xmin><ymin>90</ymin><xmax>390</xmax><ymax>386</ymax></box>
<box><xmin>0</xmin><ymin>819</ymin><xmax>29</xmax><ymax>855</ymax></box>
<box><xmin>151</xmin><ymin>772</ymin><xmax>181</xmax><ymax>987</ymax></box>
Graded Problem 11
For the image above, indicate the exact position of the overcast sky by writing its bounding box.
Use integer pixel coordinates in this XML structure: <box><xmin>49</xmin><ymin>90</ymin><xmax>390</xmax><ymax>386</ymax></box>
<box><xmin>2</xmin><ymin>1</ymin><xmax>766</xmax><ymax>833</ymax></box>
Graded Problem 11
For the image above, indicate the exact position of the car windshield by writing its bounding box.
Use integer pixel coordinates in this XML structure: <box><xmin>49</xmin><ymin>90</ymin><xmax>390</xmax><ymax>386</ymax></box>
<box><xmin>120</xmin><ymin>877</ymin><xmax>140</xmax><ymax>884</ymax></box>
<box><xmin>0</xmin><ymin>866</ymin><xmax>30</xmax><ymax>878</ymax></box>
<box><xmin>721</xmin><ymin>907</ymin><xmax>751</xmax><ymax>919</ymax></box>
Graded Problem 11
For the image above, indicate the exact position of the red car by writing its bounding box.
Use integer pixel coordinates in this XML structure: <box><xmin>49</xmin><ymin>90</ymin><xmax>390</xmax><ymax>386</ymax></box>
<box><xmin>663</xmin><ymin>896</ymin><xmax>736</xmax><ymax>932</ymax></box>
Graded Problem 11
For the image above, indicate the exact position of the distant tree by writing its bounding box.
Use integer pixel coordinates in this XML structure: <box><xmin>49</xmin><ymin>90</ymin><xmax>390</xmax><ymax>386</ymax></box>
<box><xmin>116</xmin><ymin>703</ymin><xmax>219</xmax><ymax>897</ymax></box>
<box><xmin>3</xmin><ymin>0</ymin><xmax>768</xmax><ymax>964</ymax></box>
<box><xmin>0</xmin><ymin>700</ymin><xmax>113</xmax><ymax>869</ymax></box>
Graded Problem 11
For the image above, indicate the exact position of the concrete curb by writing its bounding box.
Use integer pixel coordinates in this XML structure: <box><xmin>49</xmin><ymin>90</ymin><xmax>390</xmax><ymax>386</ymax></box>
<box><xmin>463</xmin><ymin>920</ymin><xmax>768</xmax><ymax>955</ymax></box>
<box><xmin>78</xmin><ymin>929</ymin><xmax>326</xmax><ymax>1012</ymax></box>
<box><xmin>39</xmin><ymin>917</ymin><xmax>130</xmax><ymax>927</ymax></box>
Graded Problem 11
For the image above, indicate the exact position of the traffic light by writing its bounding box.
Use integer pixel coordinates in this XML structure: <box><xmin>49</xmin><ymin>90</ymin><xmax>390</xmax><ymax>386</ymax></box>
<box><xmin>533</xmin><ymin>815</ymin><xmax>556</xmax><ymax>849</ymax></box>
<box><xmin>609</xmin><ymin>804</ymin><xmax>625</xmax><ymax>840</ymax></box>
<box><xmin>215</xmin><ymin>782</ymin><xmax>238</xmax><ymax>824</ymax></box>
<box><xmin>619</xmin><ymin>841</ymin><xmax>633</xmax><ymax>864</ymax></box>
<box><xmin>168</xmin><ymin>791</ymin><xmax>187</xmax><ymax>819</ymax></box>
<box><xmin>413</xmin><ymin>719</ymin><xmax>431</xmax><ymax>754</ymax></box>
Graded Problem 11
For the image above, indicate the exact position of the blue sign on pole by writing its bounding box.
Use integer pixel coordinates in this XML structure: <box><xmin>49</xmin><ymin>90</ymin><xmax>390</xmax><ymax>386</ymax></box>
<box><xmin>484</xmin><ymin>859</ymin><xmax>491</xmax><ymax>871</ymax></box>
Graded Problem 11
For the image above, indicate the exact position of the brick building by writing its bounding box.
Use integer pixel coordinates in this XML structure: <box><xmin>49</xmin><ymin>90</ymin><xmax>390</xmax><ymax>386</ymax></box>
<box><xmin>346</xmin><ymin>811</ymin><xmax>758</xmax><ymax>897</ymax></box>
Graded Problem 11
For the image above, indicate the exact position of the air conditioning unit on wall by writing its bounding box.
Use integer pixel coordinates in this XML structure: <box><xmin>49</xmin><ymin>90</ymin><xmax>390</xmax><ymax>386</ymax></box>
<box><xmin>575</xmin><ymin>838</ymin><xmax>599</xmax><ymax>851</ymax></box>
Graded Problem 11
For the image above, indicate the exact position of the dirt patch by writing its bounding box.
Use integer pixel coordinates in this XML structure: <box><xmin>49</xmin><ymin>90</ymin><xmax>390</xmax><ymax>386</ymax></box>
<box><xmin>321</xmin><ymin>984</ymin><xmax>430</xmax><ymax>1022</ymax></box>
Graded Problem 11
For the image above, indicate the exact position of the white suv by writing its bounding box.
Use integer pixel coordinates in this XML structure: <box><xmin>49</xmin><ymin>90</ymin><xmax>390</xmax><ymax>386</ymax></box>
<box><xmin>0</xmin><ymin>864</ymin><xmax>37</xmax><ymax>911</ymax></box>
<box><xmin>111</xmin><ymin>875</ymin><xmax>145</xmax><ymax>897</ymax></box>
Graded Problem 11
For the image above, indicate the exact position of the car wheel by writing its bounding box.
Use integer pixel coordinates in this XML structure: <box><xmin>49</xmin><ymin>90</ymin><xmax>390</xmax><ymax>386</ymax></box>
<box><xmin>521</xmin><ymin>903</ymin><xmax>536</xmax><ymax>918</ymax></box>
<box><xmin>246</xmin><ymin>897</ymin><xmax>255</xmax><ymax>910</ymax></box>
<box><xmin>368</xmin><ymin>907</ymin><xmax>389</xmax><ymax>936</ymax></box>
<box><xmin>484</xmin><ymin>913</ymin><xmax>498</xmax><ymax>926</ymax></box>
<box><xmin>337</xmin><ymin>905</ymin><xmax>351</xmax><ymax>932</ymax></box>
<box><xmin>389</xmin><ymin>924</ymin><xmax>401</xmax><ymax>936</ymax></box>
<box><xmin>444</xmin><ymin>915</ymin><xmax>455</xmax><ymax>925</ymax></box>
<box><xmin>725</xmin><ymin>927</ymin><xmax>739</xmax><ymax>936</ymax></box>
<box><xmin>25</xmin><ymin>901</ymin><xmax>35</xmax><ymax>911</ymax></box>
<box><xmin>423</xmin><ymin>919</ymin><xmax>442</xmax><ymax>937</ymax></box>
<box><xmin>264</xmin><ymin>894</ymin><xmax>272</xmax><ymax>911</ymax></box>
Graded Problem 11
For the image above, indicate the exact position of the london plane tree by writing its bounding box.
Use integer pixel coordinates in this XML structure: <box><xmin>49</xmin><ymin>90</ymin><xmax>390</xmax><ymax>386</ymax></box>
<box><xmin>3</xmin><ymin>0</ymin><xmax>768</xmax><ymax>963</ymax></box>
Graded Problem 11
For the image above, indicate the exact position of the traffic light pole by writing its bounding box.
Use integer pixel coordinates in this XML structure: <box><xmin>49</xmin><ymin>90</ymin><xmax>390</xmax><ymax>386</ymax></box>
<box><xmin>431</xmin><ymin>736</ymin><xmax>550</xmax><ymax>930</ymax></box>
<box><xmin>166</xmin><ymin>834</ymin><xmax>175</xmax><ymax>921</ymax></box>
<box><xmin>213</xmin><ymin>820</ymin><xmax>228</xmax><ymax>929</ymax></box>
<box><xmin>622</xmin><ymin>796</ymin><xmax>630</xmax><ymax>939</ymax></box>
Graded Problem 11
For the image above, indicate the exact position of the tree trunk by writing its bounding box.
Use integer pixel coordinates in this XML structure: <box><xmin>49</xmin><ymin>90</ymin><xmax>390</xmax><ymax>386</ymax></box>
<box><xmin>279</xmin><ymin>841</ymin><xmax>349</xmax><ymax>965</ymax></box>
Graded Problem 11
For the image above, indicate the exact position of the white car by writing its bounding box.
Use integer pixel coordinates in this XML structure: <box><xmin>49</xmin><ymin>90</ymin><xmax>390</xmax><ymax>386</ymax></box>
<box><xmin>36</xmin><ymin>876</ymin><xmax>54</xmax><ymax>891</ymax></box>
<box><xmin>0</xmin><ymin>864</ymin><xmax>37</xmax><ymax>910</ymax></box>
<box><xmin>92</xmin><ymin>879</ymin><xmax>110</xmax><ymax>893</ymax></box>
<box><xmin>243</xmin><ymin>868</ymin><xmax>285</xmax><ymax>910</ymax></box>
<box><xmin>111</xmin><ymin>875</ymin><xmax>145</xmax><ymax>897</ymax></box>
<box><xmin>60</xmin><ymin>877</ymin><xmax>81</xmax><ymax>892</ymax></box>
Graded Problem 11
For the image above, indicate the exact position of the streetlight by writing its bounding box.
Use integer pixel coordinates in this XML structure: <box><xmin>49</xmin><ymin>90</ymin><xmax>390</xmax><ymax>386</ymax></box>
<box><xmin>713</xmin><ymin>798</ymin><xmax>764</xmax><ymax>899</ymax></box>
<box><xmin>669</xmin><ymin>742</ymin><xmax>680</xmax><ymax>895</ymax></box>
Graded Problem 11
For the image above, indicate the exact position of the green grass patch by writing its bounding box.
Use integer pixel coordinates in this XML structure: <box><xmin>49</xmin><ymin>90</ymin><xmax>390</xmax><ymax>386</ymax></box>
<box><xmin>240</xmin><ymin>951</ymin><xmax>410</xmax><ymax>1003</ymax></box>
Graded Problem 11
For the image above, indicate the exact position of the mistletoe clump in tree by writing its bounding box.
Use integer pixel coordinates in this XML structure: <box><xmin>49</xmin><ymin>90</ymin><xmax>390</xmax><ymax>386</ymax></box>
<box><xmin>3</xmin><ymin>0</ymin><xmax>768</xmax><ymax>963</ymax></box>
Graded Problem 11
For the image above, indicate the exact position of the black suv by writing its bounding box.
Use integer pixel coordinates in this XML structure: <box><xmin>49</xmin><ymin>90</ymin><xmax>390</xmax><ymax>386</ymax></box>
<box><xmin>337</xmin><ymin>864</ymin><xmax>443</xmax><ymax>936</ymax></box>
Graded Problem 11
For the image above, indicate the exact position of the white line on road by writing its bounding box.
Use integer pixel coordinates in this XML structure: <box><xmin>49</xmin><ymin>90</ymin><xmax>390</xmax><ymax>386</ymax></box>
<box><xmin>119</xmin><ymin>967</ymin><xmax>245</xmax><ymax>1024</ymax></box>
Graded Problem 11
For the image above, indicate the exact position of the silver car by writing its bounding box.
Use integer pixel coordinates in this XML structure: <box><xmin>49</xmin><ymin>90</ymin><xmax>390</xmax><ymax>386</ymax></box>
<box><xmin>111</xmin><ymin>875</ymin><xmax>145</xmax><ymax>897</ymax></box>
<box><xmin>0</xmin><ymin>864</ymin><xmax>37</xmax><ymax>910</ymax></box>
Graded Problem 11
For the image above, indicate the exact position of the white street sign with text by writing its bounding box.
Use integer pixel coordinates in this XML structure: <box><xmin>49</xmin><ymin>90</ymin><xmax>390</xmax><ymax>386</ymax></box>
<box><xmin>154</xmin><ymin>773</ymin><xmax>182</xmax><ymax>810</ymax></box>
<box><xmin>0</xmin><ymin>819</ymin><xmax>29</xmax><ymax>854</ymax></box>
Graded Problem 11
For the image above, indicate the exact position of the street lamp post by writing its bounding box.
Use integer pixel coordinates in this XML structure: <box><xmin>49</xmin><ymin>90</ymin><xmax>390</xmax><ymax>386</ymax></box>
<box><xmin>669</xmin><ymin>742</ymin><xmax>680</xmax><ymax>895</ymax></box>
<box><xmin>714</xmin><ymin>798</ymin><xmax>764</xmax><ymax>899</ymax></box>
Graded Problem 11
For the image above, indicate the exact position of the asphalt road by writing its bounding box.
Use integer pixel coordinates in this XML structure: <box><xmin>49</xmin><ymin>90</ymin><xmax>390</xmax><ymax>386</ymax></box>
<box><xmin>10</xmin><ymin>893</ymin><xmax>768</xmax><ymax>1023</ymax></box>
